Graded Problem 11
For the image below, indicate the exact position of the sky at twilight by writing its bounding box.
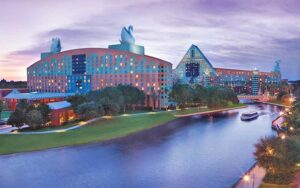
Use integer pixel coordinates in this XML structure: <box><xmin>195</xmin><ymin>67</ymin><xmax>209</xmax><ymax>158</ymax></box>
<box><xmin>0</xmin><ymin>0</ymin><xmax>299</xmax><ymax>81</ymax></box>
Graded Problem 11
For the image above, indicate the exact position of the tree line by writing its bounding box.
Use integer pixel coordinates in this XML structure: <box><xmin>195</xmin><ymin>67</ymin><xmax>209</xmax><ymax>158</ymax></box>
<box><xmin>0</xmin><ymin>79</ymin><xmax>27</xmax><ymax>89</ymax></box>
<box><xmin>8</xmin><ymin>100</ymin><xmax>51</xmax><ymax>129</ymax></box>
<box><xmin>169</xmin><ymin>82</ymin><xmax>239</xmax><ymax>109</ymax></box>
<box><xmin>68</xmin><ymin>85</ymin><xmax>145</xmax><ymax>120</ymax></box>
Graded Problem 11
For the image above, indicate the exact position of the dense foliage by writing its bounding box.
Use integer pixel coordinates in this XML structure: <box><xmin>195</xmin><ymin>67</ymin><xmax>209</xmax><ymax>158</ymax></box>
<box><xmin>68</xmin><ymin>85</ymin><xmax>145</xmax><ymax>119</ymax></box>
<box><xmin>76</xmin><ymin>102</ymin><xmax>99</xmax><ymax>120</ymax></box>
<box><xmin>7</xmin><ymin>109</ymin><xmax>26</xmax><ymax>129</ymax></box>
<box><xmin>8</xmin><ymin>100</ymin><xmax>51</xmax><ymax>129</ymax></box>
<box><xmin>254</xmin><ymin>136</ymin><xmax>299</xmax><ymax>184</ymax></box>
<box><xmin>169</xmin><ymin>83</ymin><xmax>239</xmax><ymax>109</ymax></box>
<box><xmin>254</xmin><ymin>101</ymin><xmax>300</xmax><ymax>185</ymax></box>
<box><xmin>261</xmin><ymin>82</ymin><xmax>291</xmax><ymax>96</ymax></box>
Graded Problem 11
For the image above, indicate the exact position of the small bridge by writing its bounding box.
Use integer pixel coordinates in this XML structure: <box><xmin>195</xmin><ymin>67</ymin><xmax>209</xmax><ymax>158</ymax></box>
<box><xmin>238</xmin><ymin>95</ymin><xmax>262</xmax><ymax>100</ymax></box>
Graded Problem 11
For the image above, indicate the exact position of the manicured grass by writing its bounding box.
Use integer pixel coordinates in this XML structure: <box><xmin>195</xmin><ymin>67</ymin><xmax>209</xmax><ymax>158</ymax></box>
<box><xmin>0</xmin><ymin>104</ymin><xmax>246</xmax><ymax>154</ymax></box>
<box><xmin>0</xmin><ymin>112</ymin><xmax>176</xmax><ymax>154</ymax></box>
<box><xmin>174</xmin><ymin>103</ymin><xmax>246</xmax><ymax>116</ymax></box>
<box><xmin>1</xmin><ymin>111</ymin><xmax>12</xmax><ymax>119</ymax></box>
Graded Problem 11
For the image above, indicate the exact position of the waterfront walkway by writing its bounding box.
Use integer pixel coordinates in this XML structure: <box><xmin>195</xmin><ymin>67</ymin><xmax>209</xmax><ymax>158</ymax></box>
<box><xmin>235</xmin><ymin>164</ymin><xmax>266</xmax><ymax>188</ymax></box>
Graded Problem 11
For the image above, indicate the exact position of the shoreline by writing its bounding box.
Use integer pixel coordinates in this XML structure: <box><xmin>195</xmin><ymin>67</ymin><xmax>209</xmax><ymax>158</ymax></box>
<box><xmin>174</xmin><ymin>105</ymin><xmax>247</xmax><ymax>117</ymax></box>
<box><xmin>257</xmin><ymin>101</ymin><xmax>290</xmax><ymax>108</ymax></box>
<box><xmin>0</xmin><ymin>105</ymin><xmax>246</xmax><ymax>155</ymax></box>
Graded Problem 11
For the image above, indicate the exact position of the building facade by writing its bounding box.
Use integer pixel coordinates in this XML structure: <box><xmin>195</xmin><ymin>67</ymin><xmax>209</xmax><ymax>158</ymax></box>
<box><xmin>174</xmin><ymin>45</ymin><xmax>281</xmax><ymax>95</ymax></box>
<box><xmin>27</xmin><ymin>26</ymin><xmax>172</xmax><ymax>108</ymax></box>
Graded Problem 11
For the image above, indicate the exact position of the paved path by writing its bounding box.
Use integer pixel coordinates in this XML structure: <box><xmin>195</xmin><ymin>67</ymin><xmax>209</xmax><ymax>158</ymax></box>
<box><xmin>235</xmin><ymin>164</ymin><xmax>266</xmax><ymax>188</ymax></box>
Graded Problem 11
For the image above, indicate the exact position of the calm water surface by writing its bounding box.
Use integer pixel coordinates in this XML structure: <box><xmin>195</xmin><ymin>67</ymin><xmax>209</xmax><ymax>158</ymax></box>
<box><xmin>0</xmin><ymin>104</ymin><xmax>280</xmax><ymax>188</ymax></box>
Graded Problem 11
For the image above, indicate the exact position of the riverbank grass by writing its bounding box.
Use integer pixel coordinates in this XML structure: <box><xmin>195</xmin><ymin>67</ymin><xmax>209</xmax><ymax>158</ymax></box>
<box><xmin>0</xmin><ymin>104</ymin><xmax>246</xmax><ymax>155</ymax></box>
<box><xmin>0</xmin><ymin>112</ymin><xmax>176</xmax><ymax>154</ymax></box>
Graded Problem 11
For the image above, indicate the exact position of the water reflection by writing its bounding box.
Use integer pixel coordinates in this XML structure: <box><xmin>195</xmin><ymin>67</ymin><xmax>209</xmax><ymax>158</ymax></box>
<box><xmin>0</xmin><ymin>104</ymin><xmax>280</xmax><ymax>188</ymax></box>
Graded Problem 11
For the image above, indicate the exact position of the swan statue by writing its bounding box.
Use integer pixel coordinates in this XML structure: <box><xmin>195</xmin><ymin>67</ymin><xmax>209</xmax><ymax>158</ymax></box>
<box><xmin>120</xmin><ymin>25</ymin><xmax>135</xmax><ymax>44</ymax></box>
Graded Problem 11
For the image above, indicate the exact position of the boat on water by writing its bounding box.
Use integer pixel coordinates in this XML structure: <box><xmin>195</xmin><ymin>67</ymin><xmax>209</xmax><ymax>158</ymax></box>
<box><xmin>241</xmin><ymin>111</ymin><xmax>259</xmax><ymax>121</ymax></box>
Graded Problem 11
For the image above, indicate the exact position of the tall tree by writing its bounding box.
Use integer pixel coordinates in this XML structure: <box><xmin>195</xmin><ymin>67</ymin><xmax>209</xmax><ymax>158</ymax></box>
<box><xmin>26</xmin><ymin>110</ymin><xmax>43</xmax><ymax>129</ymax></box>
<box><xmin>118</xmin><ymin>85</ymin><xmax>145</xmax><ymax>112</ymax></box>
<box><xmin>169</xmin><ymin>83</ymin><xmax>193</xmax><ymax>108</ymax></box>
<box><xmin>16</xmin><ymin>99</ymin><xmax>28</xmax><ymax>113</ymax></box>
<box><xmin>37</xmin><ymin>103</ymin><xmax>51</xmax><ymax>125</ymax></box>
<box><xmin>76</xmin><ymin>102</ymin><xmax>98</xmax><ymax>120</ymax></box>
<box><xmin>254</xmin><ymin>136</ymin><xmax>300</xmax><ymax>184</ymax></box>
<box><xmin>7</xmin><ymin>109</ymin><xmax>26</xmax><ymax>129</ymax></box>
<box><xmin>87</xmin><ymin>87</ymin><xmax>124</xmax><ymax>115</ymax></box>
<box><xmin>67</xmin><ymin>95</ymin><xmax>86</xmax><ymax>110</ymax></box>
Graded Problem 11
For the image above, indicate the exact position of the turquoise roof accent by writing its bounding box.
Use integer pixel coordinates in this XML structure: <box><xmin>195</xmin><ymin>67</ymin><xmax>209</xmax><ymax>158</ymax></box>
<box><xmin>4</xmin><ymin>91</ymin><xmax>75</xmax><ymax>100</ymax></box>
<box><xmin>48</xmin><ymin>101</ymin><xmax>71</xmax><ymax>110</ymax></box>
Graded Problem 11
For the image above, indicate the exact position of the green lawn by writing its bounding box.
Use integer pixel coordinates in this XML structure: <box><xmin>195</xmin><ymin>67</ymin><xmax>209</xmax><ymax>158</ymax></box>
<box><xmin>0</xmin><ymin>104</ymin><xmax>246</xmax><ymax>155</ymax></box>
<box><xmin>0</xmin><ymin>112</ymin><xmax>176</xmax><ymax>154</ymax></box>
<box><xmin>1</xmin><ymin>111</ymin><xmax>12</xmax><ymax>119</ymax></box>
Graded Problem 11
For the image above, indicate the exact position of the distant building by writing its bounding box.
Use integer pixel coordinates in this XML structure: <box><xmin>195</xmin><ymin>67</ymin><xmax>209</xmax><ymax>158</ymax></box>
<box><xmin>174</xmin><ymin>45</ymin><xmax>281</xmax><ymax>95</ymax></box>
<box><xmin>27</xmin><ymin>26</ymin><xmax>172</xmax><ymax>108</ymax></box>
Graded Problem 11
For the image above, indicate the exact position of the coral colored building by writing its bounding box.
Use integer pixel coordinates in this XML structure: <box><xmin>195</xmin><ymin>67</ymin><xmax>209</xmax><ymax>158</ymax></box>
<box><xmin>27</xmin><ymin>28</ymin><xmax>172</xmax><ymax>108</ymax></box>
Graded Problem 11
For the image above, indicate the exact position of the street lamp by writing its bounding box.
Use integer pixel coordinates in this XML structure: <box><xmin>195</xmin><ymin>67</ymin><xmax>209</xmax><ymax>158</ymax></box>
<box><xmin>243</xmin><ymin>173</ymin><xmax>255</xmax><ymax>188</ymax></box>
<box><xmin>243</xmin><ymin>174</ymin><xmax>250</xmax><ymax>182</ymax></box>
<box><xmin>280</xmin><ymin>134</ymin><xmax>286</xmax><ymax>140</ymax></box>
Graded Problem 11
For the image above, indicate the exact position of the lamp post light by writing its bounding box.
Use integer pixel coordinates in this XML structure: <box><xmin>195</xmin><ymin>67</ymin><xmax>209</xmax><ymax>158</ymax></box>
<box><xmin>280</xmin><ymin>134</ymin><xmax>286</xmax><ymax>140</ymax></box>
<box><xmin>243</xmin><ymin>173</ymin><xmax>255</xmax><ymax>188</ymax></box>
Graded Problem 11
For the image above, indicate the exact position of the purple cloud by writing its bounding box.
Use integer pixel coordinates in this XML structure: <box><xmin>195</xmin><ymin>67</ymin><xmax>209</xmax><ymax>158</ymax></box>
<box><xmin>1</xmin><ymin>0</ymin><xmax>300</xmax><ymax>80</ymax></box>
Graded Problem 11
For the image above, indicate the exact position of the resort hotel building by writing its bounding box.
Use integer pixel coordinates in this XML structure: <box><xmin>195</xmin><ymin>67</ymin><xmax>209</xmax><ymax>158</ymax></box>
<box><xmin>174</xmin><ymin>45</ymin><xmax>281</xmax><ymax>95</ymax></box>
<box><xmin>26</xmin><ymin>26</ymin><xmax>173</xmax><ymax>108</ymax></box>
<box><xmin>4</xmin><ymin>25</ymin><xmax>282</xmax><ymax>125</ymax></box>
